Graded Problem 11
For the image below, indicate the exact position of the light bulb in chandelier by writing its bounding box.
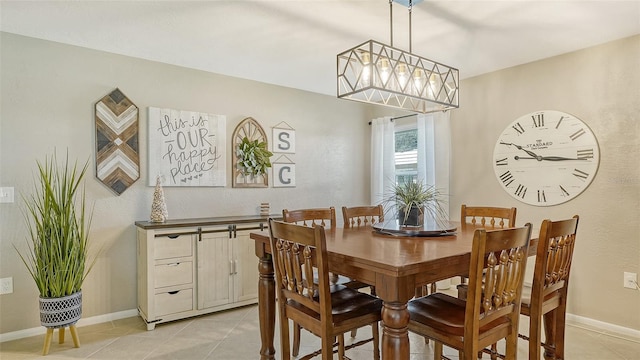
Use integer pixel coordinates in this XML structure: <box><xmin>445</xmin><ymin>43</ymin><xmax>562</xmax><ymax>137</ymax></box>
<box><xmin>396</xmin><ymin>63</ymin><xmax>409</xmax><ymax>89</ymax></box>
<box><xmin>412</xmin><ymin>68</ymin><xmax>425</xmax><ymax>95</ymax></box>
<box><xmin>378</xmin><ymin>58</ymin><xmax>391</xmax><ymax>85</ymax></box>
<box><xmin>360</xmin><ymin>51</ymin><xmax>371</xmax><ymax>86</ymax></box>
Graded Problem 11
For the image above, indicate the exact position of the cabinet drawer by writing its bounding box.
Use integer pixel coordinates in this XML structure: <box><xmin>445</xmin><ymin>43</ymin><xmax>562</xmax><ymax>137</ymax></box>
<box><xmin>155</xmin><ymin>261</ymin><xmax>193</xmax><ymax>288</ymax></box>
<box><xmin>155</xmin><ymin>288</ymin><xmax>193</xmax><ymax>316</ymax></box>
<box><xmin>155</xmin><ymin>235</ymin><xmax>193</xmax><ymax>260</ymax></box>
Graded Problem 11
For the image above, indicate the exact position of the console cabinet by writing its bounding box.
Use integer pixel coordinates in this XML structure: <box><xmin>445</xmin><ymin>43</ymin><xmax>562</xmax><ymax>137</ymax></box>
<box><xmin>135</xmin><ymin>215</ymin><xmax>272</xmax><ymax>330</ymax></box>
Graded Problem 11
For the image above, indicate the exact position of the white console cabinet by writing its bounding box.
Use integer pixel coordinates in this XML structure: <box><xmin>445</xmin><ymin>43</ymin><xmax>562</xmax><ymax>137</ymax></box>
<box><xmin>136</xmin><ymin>215</ymin><xmax>272</xmax><ymax>330</ymax></box>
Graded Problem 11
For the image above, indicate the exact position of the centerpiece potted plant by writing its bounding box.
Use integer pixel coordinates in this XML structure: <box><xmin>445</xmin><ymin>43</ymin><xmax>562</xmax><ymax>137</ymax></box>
<box><xmin>383</xmin><ymin>180</ymin><xmax>446</xmax><ymax>226</ymax></box>
<box><xmin>14</xmin><ymin>152</ymin><xmax>96</xmax><ymax>354</ymax></box>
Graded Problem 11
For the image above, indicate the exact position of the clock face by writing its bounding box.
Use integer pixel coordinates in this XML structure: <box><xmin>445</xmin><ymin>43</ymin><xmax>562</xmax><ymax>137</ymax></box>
<box><xmin>493</xmin><ymin>110</ymin><xmax>600</xmax><ymax>206</ymax></box>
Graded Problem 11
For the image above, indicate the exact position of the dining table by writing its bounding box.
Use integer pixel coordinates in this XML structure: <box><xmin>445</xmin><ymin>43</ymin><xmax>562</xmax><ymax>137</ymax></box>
<box><xmin>251</xmin><ymin>220</ymin><xmax>538</xmax><ymax>360</ymax></box>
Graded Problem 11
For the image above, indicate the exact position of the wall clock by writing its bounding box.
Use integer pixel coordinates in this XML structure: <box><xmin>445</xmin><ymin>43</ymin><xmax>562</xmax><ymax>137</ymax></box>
<box><xmin>493</xmin><ymin>110</ymin><xmax>600</xmax><ymax>206</ymax></box>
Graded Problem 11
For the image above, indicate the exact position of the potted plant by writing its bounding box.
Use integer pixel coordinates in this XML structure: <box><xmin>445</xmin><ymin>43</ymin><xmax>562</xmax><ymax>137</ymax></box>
<box><xmin>14</xmin><ymin>152</ymin><xmax>96</xmax><ymax>352</ymax></box>
<box><xmin>236</xmin><ymin>136</ymin><xmax>273</xmax><ymax>177</ymax></box>
<box><xmin>382</xmin><ymin>180</ymin><xmax>447</xmax><ymax>226</ymax></box>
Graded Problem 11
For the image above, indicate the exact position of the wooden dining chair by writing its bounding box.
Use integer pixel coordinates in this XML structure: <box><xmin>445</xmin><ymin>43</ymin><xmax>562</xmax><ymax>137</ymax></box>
<box><xmin>282</xmin><ymin>206</ymin><xmax>359</xmax><ymax>355</ymax></box>
<box><xmin>519</xmin><ymin>215</ymin><xmax>579</xmax><ymax>360</ymax></box>
<box><xmin>342</xmin><ymin>205</ymin><xmax>384</xmax><ymax>228</ymax></box>
<box><xmin>268</xmin><ymin>219</ymin><xmax>382</xmax><ymax>360</ymax></box>
<box><xmin>458</xmin><ymin>205</ymin><xmax>518</xmax><ymax>297</ymax></box>
<box><xmin>282</xmin><ymin>207</ymin><xmax>336</xmax><ymax>228</ymax></box>
<box><xmin>460</xmin><ymin>204</ymin><xmax>517</xmax><ymax>230</ymax></box>
<box><xmin>407</xmin><ymin>224</ymin><xmax>532</xmax><ymax>360</ymax></box>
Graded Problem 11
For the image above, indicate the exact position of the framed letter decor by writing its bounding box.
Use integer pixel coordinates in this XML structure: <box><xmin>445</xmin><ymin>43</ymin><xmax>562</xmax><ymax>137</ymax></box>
<box><xmin>272</xmin><ymin>121</ymin><xmax>295</xmax><ymax>154</ymax></box>
<box><xmin>148</xmin><ymin>107</ymin><xmax>226</xmax><ymax>187</ymax></box>
<box><xmin>95</xmin><ymin>88</ymin><xmax>140</xmax><ymax>195</ymax></box>
<box><xmin>273</xmin><ymin>155</ymin><xmax>296</xmax><ymax>188</ymax></box>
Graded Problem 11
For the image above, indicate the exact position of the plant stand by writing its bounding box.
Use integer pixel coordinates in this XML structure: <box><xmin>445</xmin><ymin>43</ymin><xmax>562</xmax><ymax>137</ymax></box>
<box><xmin>39</xmin><ymin>291</ymin><xmax>82</xmax><ymax>355</ymax></box>
<box><xmin>43</xmin><ymin>325</ymin><xmax>80</xmax><ymax>355</ymax></box>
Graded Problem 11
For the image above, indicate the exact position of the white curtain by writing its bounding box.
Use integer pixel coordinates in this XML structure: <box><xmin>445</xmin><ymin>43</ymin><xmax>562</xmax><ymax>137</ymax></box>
<box><xmin>417</xmin><ymin>112</ymin><xmax>451</xmax><ymax>219</ymax></box>
<box><xmin>370</xmin><ymin>117</ymin><xmax>395</xmax><ymax>206</ymax></box>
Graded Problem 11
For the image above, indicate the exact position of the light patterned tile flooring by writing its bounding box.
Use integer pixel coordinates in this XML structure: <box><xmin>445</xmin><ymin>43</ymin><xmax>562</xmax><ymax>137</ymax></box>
<box><xmin>2</xmin><ymin>303</ymin><xmax>639</xmax><ymax>359</ymax></box>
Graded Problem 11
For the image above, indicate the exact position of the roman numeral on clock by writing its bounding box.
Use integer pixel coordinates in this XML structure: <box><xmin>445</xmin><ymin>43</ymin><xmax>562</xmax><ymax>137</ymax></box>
<box><xmin>495</xmin><ymin>157</ymin><xmax>508</xmax><ymax>166</ymax></box>
<box><xmin>532</xmin><ymin>113</ymin><xmax>544</xmax><ymax>127</ymax></box>
<box><xmin>555</xmin><ymin>116</ymin><xmax>565</xmax><ymax>129</ymax></box>
<box><xmin>537</xmin><ymin>190</ymin><xmax>546</xmax><ymax>203</ymax></box>
<box><xmin>573</xmin><ymin>168</ymin><xmax>589</xmax><ymax>180</ymax></box>
<box><xmin>515</xmin><ymin>184</ymin><xmax>527</xmax><ymax>198</ymax></box>
<box><xmin>570</xmin><ymin>128</ymin><xmax>586</xmax><ymax>141</ymax></box>
<box><xmin>560</xmin><ymin>185</ymin><xmax>570</xmax><ymax>196</ymax></box>
<box><xmin>499</xmin><ymin>171</ymin><xmax>514</xmax><ymax>187</ymax></box>
<box><xmin>577</xmin><ymin>149</ymin><xmax>594</xmax><ymax>159</ymax></box>
<box><xmin>512</xmin><ymin>122</ymin><xmax>525</xmax><ymax>134</ymax></box>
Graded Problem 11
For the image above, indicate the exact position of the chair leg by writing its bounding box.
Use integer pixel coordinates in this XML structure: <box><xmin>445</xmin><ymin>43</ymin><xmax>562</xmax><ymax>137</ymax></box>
<box><xmin>338</xmin><ymin>334</ymin><xmax>345</xmax><ymax>359</ymax></box>
<box><xmin>350</xmin><ymin>328</ymin><xmax>357</xmax><ymax>338</ymax></box>
<box><xmin>554</xmin><ymin>303</ymin><xmax>568</xmax><ymax>360</ymax></box>
<box><xmin>292</xmin><ymin>322</ymin><xmax>301</xmax><ymax>357</ymax></box>
<box><xmin>372</xmin><ymin>323</ymin><xmax>380</xmax><ymax>360</ymax></box>
<box><xmin>434</xmin><ymin>341</ymin><xmax>443</xmax><ymax>360</ymax></box>
<box><xmin>543</xmin><ymin>309</ymin><xmax>558</xmax><ymax>360</ymax></box>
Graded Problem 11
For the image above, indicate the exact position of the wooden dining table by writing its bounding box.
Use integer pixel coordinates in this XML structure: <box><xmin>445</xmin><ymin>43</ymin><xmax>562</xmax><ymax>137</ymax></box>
<box><xmin>251</xmin><ymin>221</ymin><xmax>537</xmax><ymax>360</ymax></box>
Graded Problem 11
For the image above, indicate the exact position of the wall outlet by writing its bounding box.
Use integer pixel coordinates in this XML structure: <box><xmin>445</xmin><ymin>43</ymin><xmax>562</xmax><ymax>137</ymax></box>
<box><xmin>0</xmin><ymin>187</ymin><xmax>15</xmax><ymax>203</ymax></box>
<box><xmin>623</xmin><ymin>272</ymin><xmax>638</xmax><ymax>289</ymax></box>
<box><xmin>0</xmin><ymin>277</ymin><xmax>13</xmax><ymax>295</ymax></box>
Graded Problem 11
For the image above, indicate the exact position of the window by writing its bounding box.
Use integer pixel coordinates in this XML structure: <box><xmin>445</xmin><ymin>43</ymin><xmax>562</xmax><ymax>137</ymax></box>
<box><xmin>395</xmin><ymin>127</ymin><xmax>417</xmax><ymax>185</ymax></box>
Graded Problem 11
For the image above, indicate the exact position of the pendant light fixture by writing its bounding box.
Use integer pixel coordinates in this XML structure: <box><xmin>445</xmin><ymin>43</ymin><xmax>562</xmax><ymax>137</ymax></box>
<box><xmin>337</xmin><ymin>0</ymin><xmax>459</xmax><ymax>113</ymax></box>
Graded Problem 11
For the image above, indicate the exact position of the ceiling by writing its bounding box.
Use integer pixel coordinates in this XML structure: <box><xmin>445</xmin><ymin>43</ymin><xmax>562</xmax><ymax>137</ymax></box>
<box><xmin>1</xmin><ymin>1</ymin><xmax>639</xmax><ymax>97</ymax></box>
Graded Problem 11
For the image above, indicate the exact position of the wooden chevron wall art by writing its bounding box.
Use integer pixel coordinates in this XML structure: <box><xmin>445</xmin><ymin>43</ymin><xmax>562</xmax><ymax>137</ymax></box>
<box><xmin>95</xmin><ymin>88</ymin><xmax>140</xmax><ymax>195</ymax></box>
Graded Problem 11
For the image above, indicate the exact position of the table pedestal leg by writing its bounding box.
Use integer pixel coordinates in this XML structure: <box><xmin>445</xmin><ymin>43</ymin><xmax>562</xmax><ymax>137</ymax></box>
<box><xmin>381</xmin><ymin>301</ymin><xmax>410</xmax><ymax>360</ymax></box>
<box><xmin>258</xmin><ymin>255</ymin><xmax>276</xmax><ymax>360</ymax></box>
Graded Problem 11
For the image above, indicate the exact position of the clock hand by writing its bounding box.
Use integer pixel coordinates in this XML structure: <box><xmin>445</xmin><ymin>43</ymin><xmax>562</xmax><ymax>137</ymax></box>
<box><xmin>500</xmin><ymin>141</ymin><xmax>541</xmax><ymax>159</ymax></box>
<box><xmin>514</xmin><ymin>156</ymin><xmax>588</xmax><ymax>161</ymax></box>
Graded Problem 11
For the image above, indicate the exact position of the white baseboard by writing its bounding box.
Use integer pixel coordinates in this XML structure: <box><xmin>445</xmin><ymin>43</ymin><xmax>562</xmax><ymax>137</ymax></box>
<box><xmin>0</xmin><ymin>309</ymin><xmax>139</xmax><ymax>343</ymax></box>
<box><xmin>567</xmin><ymin>313</ymin><xmax>640</xmax><ymax>341</ymax></box>
<box><xmin>2</xmin><ymin>308</ymin><xmax>639</xmax><ymax>344</ymax></box>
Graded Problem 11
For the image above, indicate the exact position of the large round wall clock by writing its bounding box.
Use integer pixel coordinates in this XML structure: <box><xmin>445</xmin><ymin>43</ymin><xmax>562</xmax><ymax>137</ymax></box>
<box><xmin>493</xmin><ymin>110</ymin><xmax>600</xmax><ymax>206</ymax></box>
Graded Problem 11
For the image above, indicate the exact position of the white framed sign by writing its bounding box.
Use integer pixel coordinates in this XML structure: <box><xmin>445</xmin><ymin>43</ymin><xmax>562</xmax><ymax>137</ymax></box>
<box><xmin>273</xmin><ymin>155</ymin><xmax>296</xmax><ymax>187</ymax></box>
<box><xmin>148</xmin><ymin>107</ymin><xmax>226</xmax><ymax>186</ymax></box>
<box><xmin>272</xmin><ymin>122</ymin><xmax>295</xmax><ymax>154</ymax></box>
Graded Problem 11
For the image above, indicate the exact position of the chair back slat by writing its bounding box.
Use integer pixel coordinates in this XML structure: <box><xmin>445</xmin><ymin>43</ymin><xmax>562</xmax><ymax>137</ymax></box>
<box><xmin>342</xmin><ymin>205</ymin><xmax>384</xmax><ymax>228</ymax></box>
<box><xmin>461</xmin><ymin>205</ymin><xmax>517</xmax><ymax>229</ymax></box>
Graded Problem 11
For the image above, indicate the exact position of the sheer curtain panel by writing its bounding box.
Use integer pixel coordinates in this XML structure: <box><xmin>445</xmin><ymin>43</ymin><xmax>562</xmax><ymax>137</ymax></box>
<box><xmin>370</xmin><ymin>117</ymin><xmax>395</xmax><ymax>206</ymax></box>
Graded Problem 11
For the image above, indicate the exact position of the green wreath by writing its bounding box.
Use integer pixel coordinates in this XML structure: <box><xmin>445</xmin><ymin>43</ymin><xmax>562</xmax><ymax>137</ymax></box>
<box><xmin>237</xmin><ymin>137</ymin><xmax>273</xmax><ymax>176</ymax></box>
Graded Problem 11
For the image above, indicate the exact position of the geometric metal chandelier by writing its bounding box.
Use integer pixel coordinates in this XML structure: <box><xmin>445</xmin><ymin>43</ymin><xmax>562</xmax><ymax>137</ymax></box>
<box><xmin>337</xmin><ymin>0</ymin><xmax>459</xmax><ymax>113</ymax></box>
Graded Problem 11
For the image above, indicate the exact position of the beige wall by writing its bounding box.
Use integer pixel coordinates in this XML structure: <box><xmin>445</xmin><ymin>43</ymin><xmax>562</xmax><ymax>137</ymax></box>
<box><xmin>0</xmin><ymin>33</ymin><xmax>373</xmax><ymax>334</ymax></box>
<box><xmin>449</xmin><ymin>35</ymin><xmax>640</xmax><ymax>330</ymax></box>
<box><xmin>1</xmin><ymin>32</ymin><xmax>639</xmax><ymax>337</ymax></box>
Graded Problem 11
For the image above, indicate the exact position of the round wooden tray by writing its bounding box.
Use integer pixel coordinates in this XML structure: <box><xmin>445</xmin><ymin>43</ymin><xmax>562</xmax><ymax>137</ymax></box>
<box><xmin>373</xmin><ymin>218</ymin><xmax>457</xmax><ymax>237</ymax></box>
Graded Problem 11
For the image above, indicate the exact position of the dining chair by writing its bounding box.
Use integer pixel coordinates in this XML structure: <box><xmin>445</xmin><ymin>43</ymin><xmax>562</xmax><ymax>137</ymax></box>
<box><xmin>518</xmin><ymin>215</ymin><xmax>579</xmax><ymax>360</ymax></box>
<box><xmin>282</xmin><ymin>207</ymin><xmax>336</xmax><ymax>228</ymax></box>
<box><xmin>282</xmin><ymin>206</ymin><xmax>362</xmax><ymax>355</ymax></box>
<box><xmin>458</xmin><ymin>205</ymin><xmax>518</xmax><ymax>297</ymax></box>
<box><xmin>268</xmin><ymin>219</ymin><xmax>382</xmax><ymax>360</ymax></box>
<box><xmin>342</xmin><ymin>205</ymin><xmax>384</xmax><ymax>228</ymax></box>
<box><xmin>407</xmin><ymin>224</ymin><xmax>532</xmax><ymax>360</ymax></box>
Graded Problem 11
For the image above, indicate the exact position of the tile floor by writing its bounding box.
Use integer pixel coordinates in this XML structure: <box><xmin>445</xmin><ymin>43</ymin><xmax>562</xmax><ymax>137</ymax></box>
<box><xmin>1</xmin><ymin>303</ymin><xmax>639</xmax><ymax>359</ymax></box>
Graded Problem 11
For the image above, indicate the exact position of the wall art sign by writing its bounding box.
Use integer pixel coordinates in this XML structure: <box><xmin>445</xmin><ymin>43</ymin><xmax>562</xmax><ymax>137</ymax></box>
<box><xmin>95</xmin><ymin>88</ymin><xmax>140</xmax><ymax>195</ymax></box>
<box><xmin>148</xmin><ymin>107</ymin><xmax>226</xmax><ymax>187</ymax></box>
<box><xmin>272</xmin><ymin>155</ymin><xmax>296</xmax><ymax>187</ymax></box>
<box><xmin>272</xmin><ymin>121</ymin><xmax>296</xmax><ymax>154</ymax></box>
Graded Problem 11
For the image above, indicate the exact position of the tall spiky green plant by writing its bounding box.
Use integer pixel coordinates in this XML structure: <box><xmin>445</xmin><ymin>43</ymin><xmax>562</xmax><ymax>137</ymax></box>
<box><xmin>15</xmin><ymin>153</ymin><xmax>95</xmax><ymax>298</ymax></box>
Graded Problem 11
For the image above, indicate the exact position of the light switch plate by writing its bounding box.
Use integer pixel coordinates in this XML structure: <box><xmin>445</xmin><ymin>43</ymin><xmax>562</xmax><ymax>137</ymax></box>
<box><xmin>0</xmin><ymin>187</ymin><xmax>15</xmax><ymax>203</ymax></box>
